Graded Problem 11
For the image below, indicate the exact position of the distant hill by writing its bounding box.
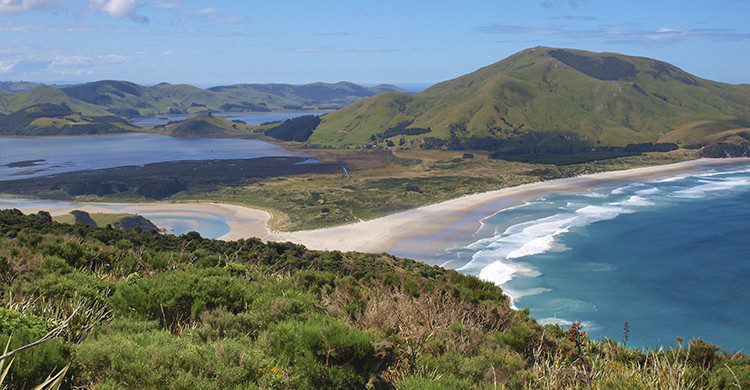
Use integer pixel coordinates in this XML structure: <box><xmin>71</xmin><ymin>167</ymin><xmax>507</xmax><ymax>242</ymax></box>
<box><xmin>158</xmin><ymin>113</ymin><xmax>252</xmax><ymax>137</ymax></box>
<box><xmin>0</xmin><ymin>80</ymin><xmax>404</xmax><ymax>118</ymax></box>
<box><xmin>0</xmin><ymin>81</ymin><xmax>44</xmax><ymax>93</ymax></box>
<box><xmin>0</xmin><ymin>103</ymin><xmax>136</xmax><ymax>135</ymax></box>
<box><xmin>310</xmin><ymin>47</ymin><xmax>750</xmax><ymax>153</ymax></box>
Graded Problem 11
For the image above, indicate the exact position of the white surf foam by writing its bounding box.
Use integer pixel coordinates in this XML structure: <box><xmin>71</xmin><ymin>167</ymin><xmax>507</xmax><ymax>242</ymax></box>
<box><xmin>458</xmin><ymin>203</ymin><xmax>633</xmax><ymax>300</ymax></box>
<box><xmin>537</xmin><ymin>318</ymin><xmax>600</xmax><ymax>332</ymax></box>
<box><xmin>611</xmin><ymin>195</ymin><xmax>655</xmax><ymax>207</ymax></box>
<box><xmin>674</xmin><ymin>178</ymin><xmax>750</xmax><ymax>198</ymax></box>
<box><xmin>636</xmin><ymin>187</ymin><xmax>660</xmax><ymax>195</ymax></box>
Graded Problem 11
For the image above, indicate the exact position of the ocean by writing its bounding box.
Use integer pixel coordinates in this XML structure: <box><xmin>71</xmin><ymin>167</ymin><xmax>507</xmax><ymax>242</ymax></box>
<box><xmin>395</xmin><ymin>162</ymin><xmax>750</xmax><ymax>351</ymax></box>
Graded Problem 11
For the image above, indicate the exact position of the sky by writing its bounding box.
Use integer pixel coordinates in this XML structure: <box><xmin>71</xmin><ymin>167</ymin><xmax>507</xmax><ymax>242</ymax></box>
<box><xmin>1</xmin><ymin>0</ymin><xmax>749</xmax><ymax>87</ymax></box>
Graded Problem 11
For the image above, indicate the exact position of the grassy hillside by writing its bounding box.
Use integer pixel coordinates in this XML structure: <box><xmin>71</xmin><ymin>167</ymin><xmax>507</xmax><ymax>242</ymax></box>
<box><xmin>157</xmin><ymin>113</ymin><xmax>254</xmax><ymax>137</ymax></box>
<box><xmin>0</xmin><ymin>209</ymin><xmax>747</xmax><ymax>388</ymax></box>
<box><xmin>0</xmin><ymin>86</ymin><xmax>107</xmax><ymax>116</ymax></box>
<box><xmin>209</xmin><ymin>82</ymin><xmax>403</xmax><ymax>111</ymax></box>
<box><xmin>0</xmin><ymin>81</ymin><xmax>403</xmax><ymax>118</ymax></box>
<box><xmin>311</xmin><ymin>47</ymin><xmax>750</xmax><ymax>150</ymax></box>
<box><xmin>0</xmin><ymin>103</ymin><xmax>136</xmax><ymax>135</ymax></box>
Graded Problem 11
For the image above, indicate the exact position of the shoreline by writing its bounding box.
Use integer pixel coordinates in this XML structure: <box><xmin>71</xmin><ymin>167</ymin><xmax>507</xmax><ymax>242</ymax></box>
<box><xmin>274</xmin><ymin>158</ymin><xmax>749</xmax><ymax>252</ymax></box>
<box><xmin>3</xmin><ymin>158</ymin><xmax>748</xmax><ymax>253</ymax></box>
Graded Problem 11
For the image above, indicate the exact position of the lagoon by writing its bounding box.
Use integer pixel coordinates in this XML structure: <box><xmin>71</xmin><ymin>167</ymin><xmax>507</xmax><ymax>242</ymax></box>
<box><xmin>0</xmin><ymin>134</ymin><xmax>302</xmax><ymax>181</ymax></box>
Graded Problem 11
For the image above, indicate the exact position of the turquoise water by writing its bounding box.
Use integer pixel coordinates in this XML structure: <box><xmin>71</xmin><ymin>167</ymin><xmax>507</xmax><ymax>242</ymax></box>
<box><xmin>0</xmin><ymin>199</ymin><xmax>233</xmax><ymax>239</ymax></box>
<box><xmin>0</xmin><ymin>134</ymin><xmax>302</xmax><ymax>180</ymax></box>
<box><xmin>395</xmin><ymin>162</ymin><xmax>750</xmax><ymax>351</ymax></box>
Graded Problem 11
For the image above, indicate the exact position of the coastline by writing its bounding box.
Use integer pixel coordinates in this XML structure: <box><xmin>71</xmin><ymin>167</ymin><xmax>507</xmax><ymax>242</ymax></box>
<box><xmin>3</xmin><ymin>158</ymin><xmax>748</xmax><ymax>253</ymax></box>
<box><xmin>274</xmin><ymin>157</ymin><xmax>749</xmax><ymax>252</ymax></box>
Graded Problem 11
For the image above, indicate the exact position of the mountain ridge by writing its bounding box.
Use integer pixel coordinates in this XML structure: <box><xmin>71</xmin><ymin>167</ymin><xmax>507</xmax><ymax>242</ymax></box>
<box><xmin>310</xmin><ymin>46</ymin><xmax>750</xmax><ymax>151</ymax></box>
<box><xmin>0</xmin><ymin>80</ymin><xmax>405</xmax><ymax>117</ymax></box>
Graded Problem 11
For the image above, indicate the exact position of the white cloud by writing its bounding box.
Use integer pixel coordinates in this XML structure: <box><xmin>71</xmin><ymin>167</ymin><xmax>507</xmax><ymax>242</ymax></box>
<box><xmin>90</xmin><ymin>0</ymin><xmax>148</xmax><ymax>23</ymax></box>
<box><xmin>0</xmin><ymin>45</ymin><xmax>135</xmax><ymax>78</ymax></box>
<box><xmin>0</xmin><ymin>59</ymin><xmax>18</xmax><ymax>73</ymax></box>
<box><xmin>290</xmin><ymin>46</ymin><xmax>401</xmax><ymax>53</ymax></box>
<box><xmin>45</xmin><ymin>52</ymin><xmax>133</xmax><ymax>75</ymax></box>
<box><xmin>475</xmin><ymin>24</ymin><xmax>750</xmax><ymax>46</ymax></box>
<box><xmin>189</xmin><ymin>7</ymin><xmax>218</xmax><ymax>15</ymax></box>
<box><xmin>154</xmin><ymin>0</ymin><xmax>180</xmax><ymax>9</ymax></box>
<box><xmin>0</xmin><ymin>22</ymin><xmax>43</xmax><ymax>31</ymax></box>
<box><xmin>0</xmin><ymin>0</ymin><xmax>61</xmax><ymax>14</ymax></box>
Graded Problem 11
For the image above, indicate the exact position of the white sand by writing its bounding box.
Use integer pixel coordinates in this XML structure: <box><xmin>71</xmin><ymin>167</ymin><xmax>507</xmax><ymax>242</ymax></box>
<box><xmin>4</xmin><ymin>158</ymin><xmax>748</xmax><ymax>253</ymax></box>
<box><xmin>274</xmin><ymin>158</ymin><xmax>749</xmax><ymax>252</ymax></box>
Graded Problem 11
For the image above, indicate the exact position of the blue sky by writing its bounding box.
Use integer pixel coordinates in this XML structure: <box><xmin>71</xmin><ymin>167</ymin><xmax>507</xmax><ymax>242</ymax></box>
<box><xmin>1</xmin><ymin>0</ymin><xmax>749</xmax><ymax>86</ymax></box>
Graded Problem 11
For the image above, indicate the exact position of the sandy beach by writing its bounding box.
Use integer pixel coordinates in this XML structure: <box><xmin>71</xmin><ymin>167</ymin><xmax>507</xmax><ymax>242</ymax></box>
<box><xmin>3</xmin><ymin>158</ymin><xmax>748</xmax><ymax>253</ymax></box>
<box><xmin>275</xmin><ymin>158</ymin><xmax>749</xmax><ymax>252</ymax></box>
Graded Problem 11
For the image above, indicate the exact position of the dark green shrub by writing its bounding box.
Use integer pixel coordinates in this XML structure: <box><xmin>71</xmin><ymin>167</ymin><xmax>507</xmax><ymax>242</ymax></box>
<box><xmin>264</xmin><ymin>316</ymin><xmax>377</xmax><ymax>388</ymax></box>
<box><xmin>74</xmin><ymin>318</ymin><xmax>270</xmax><ymax>388</ymax></box>
<box><xmin>0</xmin><ymin>308</ymin><xmax>69</xmax><ymax>388</ymax></box>
<box><xmin>111</xmin><ymin>268</ymin><xmax>258</xmax><ymax>327</ymax></box>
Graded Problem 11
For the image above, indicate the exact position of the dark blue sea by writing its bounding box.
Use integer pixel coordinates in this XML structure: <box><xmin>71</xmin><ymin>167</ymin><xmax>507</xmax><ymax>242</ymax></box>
<box><xmin>400</xmin><ymin>162</ymin><xmax>750</xmax><ymax>351</ymax></box>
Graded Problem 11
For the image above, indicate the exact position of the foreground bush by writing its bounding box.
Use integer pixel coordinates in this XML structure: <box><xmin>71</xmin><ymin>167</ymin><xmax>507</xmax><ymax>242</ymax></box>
<box><xmin>0</xmin><ymin>209</ymin><xmax>747</xmax><ymax>389</ymax></box>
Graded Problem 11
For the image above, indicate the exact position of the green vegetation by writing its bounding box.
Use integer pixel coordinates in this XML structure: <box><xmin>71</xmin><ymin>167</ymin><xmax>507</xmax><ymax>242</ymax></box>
<box><xmin>0</xmin><ymin>148</ymin><xmax>695</xmax><ymax>231</ymax></box>
<box><xmin>53</xmin><ymin>210</ymin><xmax>158</xmax><ymax>231</ymax></box>
<box><xmin>168</xmin><ymin>149</ymin><xmax>694</xmax><ymax>231</ymax></box>
<box><xmin>310</xmin><ymin>47</ymin><xmax>750</xmax><ymax>156</ymax></box>
<box><xmin>0</xmin><ymin>81</ymin><xmax>403</xmax><ymax>118</ymax></box>
<box><xmin>0</xmin><ymin>210</ymin><xmax>747</xmax><ymax>388</ymax></box>
<box><xmin>155</xmin><ymin>113</ymin><xmax>254</xmax><ymax>137</ymax></box>
<box><xmin>697</xmin><ymin>130</ymin><xmax>750</xmax><ymax>158</ymax></box>
<box><xmin>0</xmin><ymin>103</ymin><xmax>136</xmax><ymax>136</ymax></box>
<box><xmin>1</xmin><ymin>156</ymin><xmax>341</xmax><ymax>203</ymax></box>
<box><xmin>265</xmin><ymin>115</ymin><xmax>322</xmax><ymax>142</ymax></box>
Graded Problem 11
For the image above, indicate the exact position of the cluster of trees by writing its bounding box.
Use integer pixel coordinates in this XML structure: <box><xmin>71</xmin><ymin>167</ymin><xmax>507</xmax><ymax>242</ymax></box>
<box><xmin>64</xmin><ymin>179</ymin><xmax>187</xmax><ymax>200</ymax></box>
<box><xmin>0</xmin><ymin>210</ymin><xmax>746</xmax><ymax>388</ymax></box>
<box><xmin>66</xmin><ymin>182</ymin><xmax>131</xmax><ymax>197</ymax></box>
<box><xmin>699</xmin><ymin>132</ymin><xmax>750</xmax><ymax>158</ymax></box>
<box><xmin>136</xmin><ymin>179</ymin><xmax>187</xmax><ymax>200</ymax></box>
<box><xmin>596</xmin><ymin>142</ymin><xmax>679</xmax><ymax>154</ymax></box>
<box><xmin>377</xmin><ymin>122</ymin><xmax>432</xmax><ymax>140</ymax></box>
<box><xmin>701</xmin><ymin>141</ymin><xmax>750</xmax><ymax>158</ymax></box>
<box><xmin>265</xmin><ymin>115</ymin><xmax>322</xmax><ymax>142</ymax></box>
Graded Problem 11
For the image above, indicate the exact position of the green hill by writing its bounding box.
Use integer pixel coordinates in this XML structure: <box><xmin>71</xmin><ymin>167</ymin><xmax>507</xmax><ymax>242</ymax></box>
<box><xmin>0</xmin><ymin>103</ymin><xmax>136</xmax><ymax>135</ymax></box>
<box><xmin>310</xmin><ymin>47</ymin><xmax>750</xmax><ymax>151</ymax></box>
<box><xmin>0</xmin><ymin>80</ymin><xmax>404</xmax><ymax>118</ymax></box>
<box><xmin>0</xmin><ymin>86</ymin><xmax>108</xmax><ymax>116</ymax></box>
<box><xmin>157</xmin><ymin>113</ymin><xmax>253</xmax><ymax>137</ymax></box>
<box><xmin>208</xmin><ymin>81</ymin><xmax>404</xmax><ymax>111</ymax></box>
